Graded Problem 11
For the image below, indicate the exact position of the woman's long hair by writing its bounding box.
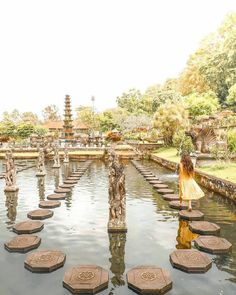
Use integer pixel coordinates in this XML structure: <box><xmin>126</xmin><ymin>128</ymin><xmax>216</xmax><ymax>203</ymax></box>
<box><xmin>181</xmin><ymin>154</ymin><xmax>194</xmax><ymax>177</ymax></box>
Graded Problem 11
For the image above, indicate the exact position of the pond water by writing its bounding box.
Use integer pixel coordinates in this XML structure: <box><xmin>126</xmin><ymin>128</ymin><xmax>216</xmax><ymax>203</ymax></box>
<box><xmin>0</xmin><ymin>159</ymin><xmax>235</xmax><ymax>295</ymax></box>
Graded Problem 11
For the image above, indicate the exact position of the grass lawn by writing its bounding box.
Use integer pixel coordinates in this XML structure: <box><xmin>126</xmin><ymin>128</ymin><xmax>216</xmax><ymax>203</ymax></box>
<box><xmin>153</xmin><ymin>147</ymin><xmax>236</xmax><ymax>183</ymax></box>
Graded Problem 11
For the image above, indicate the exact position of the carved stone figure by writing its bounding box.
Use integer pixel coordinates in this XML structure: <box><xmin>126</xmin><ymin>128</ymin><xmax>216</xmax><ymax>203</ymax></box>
<box><xmin>36</xmin><ymin>148</ymin><xmax>46</xmax><ymax>176</ymax></box>
<box><xmin>4</xmin><ymin>150</ymin><xmax>19</xmax><ymax>192</ymax></box>
<box><xmin>53</xmin><ymin>144</ymin><xmax>60</xmax><ymax>168</ymax></box>
<box><xmin>108</xmin><ymin>150</ymin><xmax>127</xmax><ymax>232</ymax></box>
<box><xmin>63</xmin><ymin>145</ymin><xmax>69</xmax><ymax>163</ymax></box>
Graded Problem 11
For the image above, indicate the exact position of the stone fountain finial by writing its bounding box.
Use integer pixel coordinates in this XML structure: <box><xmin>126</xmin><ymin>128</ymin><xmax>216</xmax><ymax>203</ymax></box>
<box><xmin>108</xmin><ymin>149</ymin><xmax>127</xmax><ymax>233</ymax></box>
<box><xmin>36</xmin><ymin>147</ymin><xmax>46</xmax><ymax>176</ymax></box>
<box><xmin>4</xmin><ymin>149</ymin><xmax>19</xmax><ymax>192</ymax></box>
<box><xmin>52</xmin><ymin>144</ymin><xmax>61</xmax><ymax>168</ymax></box>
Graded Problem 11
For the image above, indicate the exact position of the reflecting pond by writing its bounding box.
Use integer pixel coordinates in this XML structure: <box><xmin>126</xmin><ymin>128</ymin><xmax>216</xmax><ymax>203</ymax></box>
<box><xmin>0</xmin><ymin>159</ymin><xmax>235</xmax><ymax>295</ymax></box>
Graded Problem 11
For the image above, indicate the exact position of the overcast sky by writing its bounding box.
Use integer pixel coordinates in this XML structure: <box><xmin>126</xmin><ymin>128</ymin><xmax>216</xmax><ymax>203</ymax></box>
<box><xmin>0</xmin><ymin>0</ymin><xmax>236</xmax><ymax>118</ymax></box>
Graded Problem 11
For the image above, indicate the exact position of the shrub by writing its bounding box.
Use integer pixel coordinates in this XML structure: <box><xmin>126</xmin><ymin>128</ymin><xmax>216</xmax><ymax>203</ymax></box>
<box><xmin>173</xmin><ymin>130</ymin><xmax>194</xmax><ymax>155</ymax></box>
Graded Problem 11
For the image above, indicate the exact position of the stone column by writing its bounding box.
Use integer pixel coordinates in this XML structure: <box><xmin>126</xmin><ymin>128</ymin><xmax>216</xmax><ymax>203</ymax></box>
<box><xmin>108</xmin><ymin>150</ymin><xmax>127</xmax><ymax>233</ymax></box>
<box><xmin>4</xmin><ymin>150</ymin><xmax>19</xmax><ymax>192</ymax></box>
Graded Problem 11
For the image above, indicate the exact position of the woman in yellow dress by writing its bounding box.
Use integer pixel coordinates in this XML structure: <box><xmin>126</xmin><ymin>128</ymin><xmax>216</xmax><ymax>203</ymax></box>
<box><xmin>179</xmin><ymin>154</ymin><xmax>204</xmax><ymax>211</ymax></box>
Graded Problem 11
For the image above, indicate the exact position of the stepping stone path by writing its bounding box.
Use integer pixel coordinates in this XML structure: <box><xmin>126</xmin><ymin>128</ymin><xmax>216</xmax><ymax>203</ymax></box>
<box><xmin>189</xmin><ymin>221</ymin><xmax>220</xmax><ymax>235</ymax></box>
<box><xmin>162</xmin><ymin>194</ymin><xmax>179</xmax><ymax>201</ymax></box>
<box><xmin>59</xmin><ymin>183</ymin><xmax>74</xmax><ymax>188</ymax></box>
<box><xmin>63</xmin><ymin>265</ymin><xmax>109</xmax><ymax>294</ymax></box>
<box><xmin>13</xmin><ymin>220</ymin><xmax>44</xmax><ymax>234</ymax></box>
<box><xmin>194</xmin><ymin>236</ymin><xmax>232</xmax><ymax>254</ymax></box>
<box><xmin>39</xmin><ymin>200</ymin><xmax>61</xmax><ymax>209</ymax></box>
<box><xmin>63</xmin><ymin>180</ymin><xmax>77</xmax><ymax>185</ymax></box>
<box><xmin>25</xmin><ymin>250</ymin><xmax>66</xmax><ymax>273</ymax></box>
<box><xmin>47</xmin><ymin>193</ymin><xmax>66</xmax><ymax>200</ymax></box>
<box><xmin>169</xmin><ymin>200</ymin><xmax>188</xmax><ymax>210</ymax></box>
<box><xmin>127</xmin><ymin>265</ymin><xmax>172</xmax><ymax>295</ymax></box>
<box><xmin>4</xmin><ymin>235</ymin><xmax>41</xmax><ymax>253</ymax></box>
<box><xmin>156</xmin><ymin>188</ymin><xmax>174</xmax><ymax>194</ymax></box>
<box><xmin>144</xmin><ymin>177</ymin><xmax>159</xmax><ymax>181</ymax></box>
<box><xmin>54</xmin><ymin>187</ymin><xmax>71</xmax><ymax>193</ymax></box>
<box><xmin>170</xmin><ymin>249</ymin><xmax>212</xmax><ymax>273</ymax></box>
<box><xmin>179</xmin><ymin>210</ymin><xmax>204</xmax><ymax>221</ymax></box>
<box><xmin>27</xmin><ymin>209</ymin><xmax>54</xmax><ymax>220</ymax></box>
<box><xmin>149</xmin><ymin>180</ymin><xmax>163</xmax><ymax>184</ymax></box>
<box><xmin>153</xmin><ymin>184</ymin><xmax>169</xmax><ymax>189</ymax></box>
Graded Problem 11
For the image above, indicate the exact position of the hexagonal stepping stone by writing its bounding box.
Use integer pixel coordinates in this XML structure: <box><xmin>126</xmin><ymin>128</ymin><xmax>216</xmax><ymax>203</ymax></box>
<box><xmin>4</xmin><ymin>235</ymin><xmax>41</xmax><ymax>253</ymax></box>
<box><xmin>189</xmin><ymin>221</ymin><xmax>220</xmax><ymax>235</ymax></box>
<box><xmin>146</xmin><ymin>177</ymin><xmax>159</xmax><ymax>181</ymax></box>
<box><xmin>25</xmin><ymin>250</ymin><xmax>66</xmax><ymax>273</ymax></box>
<box><xmin>156</xmin><ymin>188</ymin><xmax>174</xmax><ymax>194</ymax></box>
<box><xmin>63</xmin><ymin>265</ymin><xmax>109</xmax><ymax>294</ymax></box>
<box><xmin>13</xmin><ymin>220</ymin><xmax>44</xmax><ymax>234</ymax></box>
<box><xmin>143</xmin><ymin>174</ymin><xmax>154</xmax><ymax>178</ymax></box>
<box><xmin>153</xmin><ymin>184</ymin><xmax>169</xmax><ymax>189</ymax></box>
<box><xmin>194</xmin><ymin>236</ymin><xmax>232</xmax><ymax>254</ymax></box>
<box><xmin>170</xmin><ymin>249</ymin><xmax>212</xmax><ymax>273</ymax></box>
<box><xmin>149</xmin><ymin>180</ymin><xmax>162</xmax><ymax>184</ymax></box>
<box><xmin>169</xmin><ymin>200</ymin><xmax>188</xmax><ymax>210</ymax></box>
<box><xmin>63</xmin><ymin>180</ymin><xmax>78</xmax><ymax>185</ymax></box>
<box><xmin>67</xmin><ymin>177</ymin><xmax>80</xmax><ymax>180</ymax></box>
<box><xmin>39</xmin><ymin>200</ymin><xmax>61</xmax><ymax>209</ymax></box>
<box><xmin>179</xmin><ymin>210</ymin><xmax>204</xmax><ymax>221</ymax></box>
<box><xmin>59</xmin><ymin>183</ymin><xmax>74</xmax><ymax>189</ymax></box>
<box><xmin>162</xmin><ymin>194</ymin><xmax>180</xmax><ymax>201</ymax></box>
<box><xmin>47</xmin><ymin>193</ymin><xmax>66</xmax><ymax>200</ymax></box>
<box><xmin>27</xmin><ymin>209</ymin><xmax>54</xmax><ymax>220</ymax></box>
<box><xmin>54</xmin><ymin>187</ymin><xmax>71</xmax><ymax>193</ymax></box>
<box><xmin>127</xmin><ymin>265</ymin><xmax>172</xmax><ymax>295</ymax></box>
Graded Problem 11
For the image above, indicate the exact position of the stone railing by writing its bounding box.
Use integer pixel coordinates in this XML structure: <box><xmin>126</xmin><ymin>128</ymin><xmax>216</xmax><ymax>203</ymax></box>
<box><xmin>151</xmin><ymin>154</ymin><xmax>236</xmax><ymax>204</ymax></box>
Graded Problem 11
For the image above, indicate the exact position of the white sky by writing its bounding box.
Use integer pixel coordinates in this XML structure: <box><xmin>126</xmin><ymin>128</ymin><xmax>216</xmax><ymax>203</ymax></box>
<box><xmin>0</xmin><ymin>0</ymin><xmax>236</xmax><ymax>118</ymax></box>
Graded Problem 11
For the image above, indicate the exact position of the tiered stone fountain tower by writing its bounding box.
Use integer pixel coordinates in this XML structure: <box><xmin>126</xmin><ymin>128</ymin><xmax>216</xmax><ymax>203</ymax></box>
<box><xmin>63</xmin><ymin>95</ymin><xmax>74</xmax><ymax>143</ymax></box>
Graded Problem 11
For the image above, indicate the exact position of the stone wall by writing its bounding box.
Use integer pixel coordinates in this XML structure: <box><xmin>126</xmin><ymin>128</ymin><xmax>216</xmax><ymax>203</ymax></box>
<box><xmin>151</xmin><ymin>154</ymin><xmax>236</xmax><ymax>204</ymax></box>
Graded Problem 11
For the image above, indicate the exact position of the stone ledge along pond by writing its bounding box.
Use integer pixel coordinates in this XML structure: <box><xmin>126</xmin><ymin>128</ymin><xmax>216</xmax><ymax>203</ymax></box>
<box><xmin>0</xmin><ymin>159</ymin><xmax>235</xmax><ymax>295</ymax></box>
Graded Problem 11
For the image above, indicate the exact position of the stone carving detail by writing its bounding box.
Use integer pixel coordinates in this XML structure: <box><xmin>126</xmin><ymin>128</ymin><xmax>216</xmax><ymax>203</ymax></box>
<box><xmin>77</xmin><ymin>271</ymin><xmax>95</xmax><ymax>281</ymax></box>
<box><xmin>36</xmin><ymin>148</ymin><xmax>46</xmax><ymax>176</ymax></box>
<box><xmin>108</xmin><ymin>150</ymin><xmax>127</xmax><ymax>232</ymax></box>
<box><xmin>63</xmin><ymin>145</ymin><xmax>69</xmax><ymax>163</ymax></box>
<box><xmin>4</xmin><ymin>150</ymin><xmax>19</xmax><ymax>192</ymax></box>
<box><xmin>141</xmin><ymin>271</ymin><xmax>157</xmax><ymax>281</ymax></box>
<box><xmin>53</xmin><ymin>144</ymin><xmax>60</xmax><ymax>168</ymax></box>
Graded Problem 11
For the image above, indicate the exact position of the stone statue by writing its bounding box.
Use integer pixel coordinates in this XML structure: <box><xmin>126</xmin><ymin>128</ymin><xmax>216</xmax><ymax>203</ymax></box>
<box><xmin>63</xmin><ymin>145</ymin><xmax>69</xmax><ymax>163</ymax></box>
<box><xmin>4</xmin><ymin>150</ymin><xmax>19</xmax><ymax>192</ymax></box>
<box><xmin>108</xmin><ymin>150</ymin><xmax>127</xmax><ymax>232</ymax></box>
<box><xmin>52</xmin><ymin>144</ymin><xmax>60</xmax><ymax>168</ymax></box>
<box><xmin>36</xmin><ymin>148</ymin><xmax>46</xmax><ymax>176</ymax></box>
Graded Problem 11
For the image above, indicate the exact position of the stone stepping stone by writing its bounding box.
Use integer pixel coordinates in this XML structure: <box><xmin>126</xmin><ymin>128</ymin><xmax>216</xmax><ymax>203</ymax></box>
<box><xmin>59</xmin><ymin>183</ymin><xmax>74</xmax><ymax>189</ymax></box>
<box><xmin>127</xmin><ymin>265</ymin><xmax>172</xmax><ymax>295</ymax></box>
<box><xmin>63</xmin><ymin>180</ymin><xmax>78</xmax><ymax>185</ymax></box>
<box><xmin>54</xmin><ymin>187</ymin><xmax>71</xmax><ymax>193</ymax></box>
<box><xmin>4</xmin><ymin>235</ymin><xmax>41</xmax><ymax>253</ymax></box>
<box><xmin>13</xmin><ymin>220</ymin><xmax>44</xmax><ymax>234</ymax></box>
<box><xmin>27</xmin><ymin>209</ymin><xmax>54</xmax><ymax>220</ymax></box>
<box><xmin>194</xmin><ymin>236</ymin><xmax>232</xmax><ymax>254</ymax></box>
<box><xmin>63</xmin><ymin>265</ymin><xmax>109</xmax><ymax>294</ymax></box>
<box><xmin>179</xmin><ymin>210</ymin><xmax>204</xmax><ymax>221</ymax></box>
<box><xmin>153</xmin><ymin>184</ymin><xmax>169</xmax><ymax>189</ymax></box>
<box><xmin>189</xmin><ymin>221</ymin><xmax>220</xmax><ymax>235</ymax></box>
<box><xmin>170</xmin><ymin>249</ymin><xmax>212</xmax><ymax>273</ymax></box>
<box><xmin>47</xmin><ymin>193</ymin><xmax>66</xmax><ymax>200</ymax></box>
<box><xmin>67</xmin><ymin>177</ymin><xmax>80</xmax><ymax>180</ymax></box>
<box><xmin>71</xmin><ymin>173</ymin><xmax>82</xmax><ymax>176</ymax></box>
<box><xmin>169</xmin><ymin>200</ymin><xmax>188</xmax><ymax>210</ymax></box>
<box><xmin>146</xmin><ymin>177</ymin><xmax>159</xmax><ymax>181</ymax></box>
<box><xmin>156</xmin><ymin>188</ymin><xmax>174</xmax><ymax>194</ymax></box>
<box><xmin>162</xmin><ymin>194</ymin><xmax>180</xmax><ymax>201</ymax></box>
<box><xmin>149</xmin><ymin>180</ymin><xmax>162</xmax><ymax>184</ymax></box>
<box><xmin>25</xmin><ymin>250</ymin><xmax>66</xmax><ymax>273</ymax></box>
<box><xmin>142</xmin><ymin>174</ymin><xmax>154</xmax><ymax>177</ymax></box>
<box><xmin>39</xmin><ymin>200</ymin><xmax>61</xmax><ymax>209</ymax></box>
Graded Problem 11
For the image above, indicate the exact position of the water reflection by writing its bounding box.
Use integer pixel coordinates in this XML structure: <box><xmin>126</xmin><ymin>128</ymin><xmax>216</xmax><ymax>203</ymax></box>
<box><xmin>63</xmin><ymin>163</ymin><xmax>70</xmax><ymax>179</ymax></box>
<box><xmin>53</xmin><ymin>168</ymin><xmax>60</xmax><ymax>188</ymax></box>
<box><xmin>37</xmin><ymin>176</ymin><xmax>45</xmax><ymax>201</ymax></box>
<box><xmin>65</xmin><ymin>191</ymin><xmax>72</xmax><ymax>209</ymax></box>
<box><xmin>5</xmin><ymin>191</ymin><xmax>18</xmax><ymax>226</ymax></box>
<box><xmin>176</xmin><ymin>220</ymin><xmax>199</xmax><ymax>249</ymax></box>
<box><xmin>109</xmin><ymin>233</ymin><xmax>126</xmax><ymax>287</ymax></box>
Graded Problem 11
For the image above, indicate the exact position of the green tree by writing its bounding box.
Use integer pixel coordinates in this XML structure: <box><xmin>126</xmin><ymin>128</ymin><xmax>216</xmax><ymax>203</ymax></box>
<box><xmin>186</xmin><ymin>91</ymin><xmax>220</xmax><ymax>118</ymax></box>
<box><xmin>226</xmin><ymin>83</ymin><xmax>236</xmax><ymax>111</ymax></box>
<box><xmin>21</xmin><ymin>112</ymin><xmax>40</xmax><ymax>124</ymax></box>
<box><xmin>2</xmin><ymin>109</ymin><xmax>21</xmax><ymax>124</ymax></box>
<box><xmin>16</xmin><ymin>123</ymin><xmax>35</xmax><ymax>138</ymax></box>
<box><xmin>99</xmin><ymin>108</ymin><xmax>128</xmax><ymax>132</ymax></box>
<box><xmin>116</xmin><ymin>88</ymin><xmax>142</xmax><ymax>114</ymax></box>
<box><xmin>75</xmin><ymin>106</ymin><xmax>100</xmax><ymax>131</ymax></box>
<box><xmin>153</xmin><ymin>99</ymin><xmax>189</xmax><ymax>145</ymax></box>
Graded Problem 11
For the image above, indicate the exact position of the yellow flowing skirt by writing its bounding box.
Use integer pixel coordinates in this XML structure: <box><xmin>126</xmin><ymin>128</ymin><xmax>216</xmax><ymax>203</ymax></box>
<box><xmin>180</xmin><ymin>178</ymin><xmax>204</xmax><ymax>201</ymax></box>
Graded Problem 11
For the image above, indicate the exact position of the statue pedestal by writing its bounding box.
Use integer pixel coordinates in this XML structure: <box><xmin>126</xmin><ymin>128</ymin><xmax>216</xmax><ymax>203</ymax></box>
<box><xmin>36</xmin><ymin>172</ymin><xmax>46</xmax><ymax>177</ymax></box>
<box><xmin>108</xmin><ymin>221</ymin><xmax>127</xmax><ymax>233</ymax></box>
<box><xmin>4</xmin><ymin>185</ymin><xmax>19</xmax><ymax>192</ymax></box>
<box><xmin>63</xmin><ymin>159</ymin><xmax>69</xmax><ymax>163</ymax></box>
